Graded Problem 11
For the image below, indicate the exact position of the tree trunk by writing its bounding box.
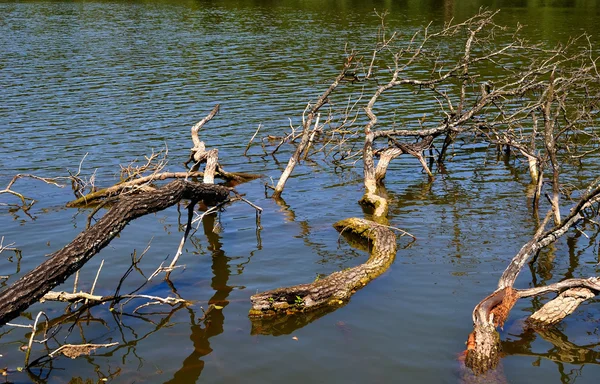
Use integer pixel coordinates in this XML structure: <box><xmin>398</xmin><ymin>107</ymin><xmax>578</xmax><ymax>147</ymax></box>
<box><xmin>0</xmin><ymin>180</ymin><xmax>229</xmax><ymax>326</ymax></box>
<box><xmin>249</xmin><ymin>218</ymin><xmax>397</xmax><ymax>317</ymax></box>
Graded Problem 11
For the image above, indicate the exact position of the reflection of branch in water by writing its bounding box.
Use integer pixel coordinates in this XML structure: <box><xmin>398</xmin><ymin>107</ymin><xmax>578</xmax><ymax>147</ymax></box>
<box><xmin>25</xmin><ymin>303</ymin><xmax>187</xmax><ymax>381</ymax></box>
<box><xmin>503</xmin><ymin>325</ymin><xmax>600</xmax><ymax>366</ymax></box>
<box><xmin>0</xmin><ymin>236</ymin><xmax>22</xmax><ymax>285</ymax></box>
<box><xmin>19</xmin><ymin>247</ymin><xmax>192</xmax><ymax>380</ymax></box>
<box><xmin>274</xmin><ymin>195</ymin><xmax>366</xmax><ymax>268</ymax></box>
<box><xmin>496</xmin><ymin>323</ymin><xmax>600</xmax><ymax>383</ymax></box>
<box><xmin>564</xmin><ymin>224</ymin><xmax>600</xmax><ymax>280</ymax></box>
<box><xmin>163</xmin><ymin>214</ymin><xmax>233</xmax><ymax>384</ymax></box>
<box><xmin>273</xmin><ymin>195</ymin><xmax>296</xmax><ymax>223</ymax></box>
<box><xmin>527</xmin><ymin>226</ymin><xmax>600</xmax><ymax>313</ymax></box>
<box><xmin>463</xmin><ymin>219</ymin><xmax>598</xmax><ymax>384</ymax></box>
<box><xmin>250</xmin><ymin>303</ymin><xmax>344</xmax><ymax>336</ymax></box>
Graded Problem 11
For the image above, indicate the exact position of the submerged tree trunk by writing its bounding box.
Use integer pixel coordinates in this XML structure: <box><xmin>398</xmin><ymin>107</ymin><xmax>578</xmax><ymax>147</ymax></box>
<box><xmin>0</xmin><ymin>180</ymin><xmax>230</xmax><ymax>326</ymax></box>
<box><xmin>249</xmin><ymin>218</ymin><xmax>397</xmax><ymax>317</ymax></box>
<box><xmin>465</xmin><ymin>183</ymin><xmax>600</xmax><ymax>373</ymax></box>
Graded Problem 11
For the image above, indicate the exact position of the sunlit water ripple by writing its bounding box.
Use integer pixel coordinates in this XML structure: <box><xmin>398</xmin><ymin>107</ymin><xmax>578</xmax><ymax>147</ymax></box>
<box><xmin>2</xmin><ymin>1</ymin><xmax>600</xmax><ymax>383</ymax></box>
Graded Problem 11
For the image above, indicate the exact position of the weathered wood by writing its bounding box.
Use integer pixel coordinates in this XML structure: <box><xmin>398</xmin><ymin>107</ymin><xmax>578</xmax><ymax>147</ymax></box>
<box><xmin>249</xmin><ymin>217</ymin><xmax>396</xmax><ymax>317</ymax></box>
<box><xmin>0</xmin><ymin>180</ymin><xmax>229</xmax><ymax>326</ymax></box>
<box><xmin>66</xmin><ymin>171</ymin><xmax>259</xmax><ymax>207</ymax></box>
<box><xmin>272</xmin><ymin>55</ymin><xmax>355</xmax><ymax>199</ymax></box>
<box><xmin>388</xmin><ymin>135</ymin><xmax>435</xmax><ymax>179</ymax></box>
<box><xmin>465</xmin><ymin>287</ymin><xmax>514</xmax><ymax>374</ymax></box>
<box><xmin>465</xmin><ymin>184</ymin><xmax>600</xmax><ymax>373</ymax></box>
<box><xmin>374</xmin><ymin>147</ymin><xmax>403</xmax><ymax>182</ymax></box>
<box><xmin>528</xmin><ymin>288</ymin><xmax>595</xmax><ymax>327</ymax></box>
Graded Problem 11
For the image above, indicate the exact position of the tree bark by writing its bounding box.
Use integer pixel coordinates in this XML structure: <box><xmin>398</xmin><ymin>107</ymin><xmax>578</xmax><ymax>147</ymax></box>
<box><xmin>0</xmin><ymin>180</ymin><xmax>229</xmax><ymax>326</ymax></box>
<box><xmin>528</xmin><ymin>288</ymin><xmax>595</xmax><ymax>327</ymax></box>
<box><xmin>249</xmin><ymin>218</ymin><xmax>397</xmax><ymax>317</ymax></box>
<box><xmin>465</xmin><ymin>183</ymin><xmax>600</xmax><ymax>373</ymax></box>
<box><xmin>66</xmin><ymin>170</ymin><xmax>258</xmax><ymax>207</ymax></box>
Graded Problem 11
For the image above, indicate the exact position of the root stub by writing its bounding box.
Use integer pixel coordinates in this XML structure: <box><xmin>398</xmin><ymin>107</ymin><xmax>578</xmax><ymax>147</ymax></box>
<box><xmin>249</xmin><ymin>217</ymin><xmax>397</xmax><ymax>318</ymax></box>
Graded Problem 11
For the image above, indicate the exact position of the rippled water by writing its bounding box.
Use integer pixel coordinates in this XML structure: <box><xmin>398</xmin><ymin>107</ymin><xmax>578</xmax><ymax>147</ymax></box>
<box><xmin>2</xmin><ymin>1</ymin><xmax>600</xmax><ymax>383</ymax></box>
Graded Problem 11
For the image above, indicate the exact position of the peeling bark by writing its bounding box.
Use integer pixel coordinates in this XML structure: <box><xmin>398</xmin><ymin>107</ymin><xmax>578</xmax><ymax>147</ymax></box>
<box><xmin>466</xmin><ymin>183</ymin><xmax>600</xmax><ymax>373</ymax></box>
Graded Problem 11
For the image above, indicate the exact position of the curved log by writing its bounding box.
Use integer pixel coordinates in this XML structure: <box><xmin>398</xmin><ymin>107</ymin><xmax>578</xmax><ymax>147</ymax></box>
<box><xmin>0</xmin><ymin>180</ymin><xmax>230</xmax><ymax>326</ymax></box>
<box><xmin>249</xmin><ymin>217</ymin><xmax>397</xmax><ymax>317</ymax></box>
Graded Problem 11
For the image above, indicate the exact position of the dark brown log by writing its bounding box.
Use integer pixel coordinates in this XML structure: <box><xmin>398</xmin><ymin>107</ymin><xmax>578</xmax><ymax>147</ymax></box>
<box><xmin>249</xmin><ymin>217</ymin><xmax>396</xmax><ymax>317</ymax></box>
<box><xmin>0</xmin><ymin>180</ymin><xmax>229</xmax><ymax>326</ymax></box>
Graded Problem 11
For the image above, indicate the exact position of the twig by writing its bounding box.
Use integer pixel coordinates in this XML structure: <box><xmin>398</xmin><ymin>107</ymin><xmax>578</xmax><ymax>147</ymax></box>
<box><xmin>165</xmin><ymin>202</ymin><xmax>195</xmax><ymax>280</ymax></box>
<box><xmin>86</xmin><ymin>259</ymin><xmax>104</xmax><ymax>305</ymax></box>
<box><xmin>0</xmin><ymin>236</ymin><xmax>18</xmax><ymax>254</ymax></box>
<box><xmin>24</xmin><ymin>311</ymin><xmax>48</xmax><ymax>367</ymax></box>
<box><xmin>48</xmin><ymin>342</ymin><xmax>119</xmax><ymax>359</ymax></box>
<box><xmin>1</xmin><ymin>174</ymin><xmax>66</xmax><ymax>212</ymax></box>
<box><xmin>244</xmin><ymin>124</ymin><xmax>262</xmax><ymax>156</ymax></box>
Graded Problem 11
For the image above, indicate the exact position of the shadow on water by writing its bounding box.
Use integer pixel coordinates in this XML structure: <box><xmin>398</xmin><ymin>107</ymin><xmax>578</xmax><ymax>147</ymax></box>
<box><xmin>247</xmin><ymin>223</ymin><xmax>376</xmax><ymax>336</ymax></box>
<box><xmin>249</xmin><ymin>304</ymin><xmax>346</xmax><ymax>336</ymax></box>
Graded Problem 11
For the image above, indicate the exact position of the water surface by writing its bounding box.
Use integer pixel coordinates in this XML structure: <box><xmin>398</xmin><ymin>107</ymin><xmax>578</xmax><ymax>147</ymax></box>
<box><xmin>2</xmin><ymin>1</ymin><xmax>600</xmax><ymax>383</ymax></box>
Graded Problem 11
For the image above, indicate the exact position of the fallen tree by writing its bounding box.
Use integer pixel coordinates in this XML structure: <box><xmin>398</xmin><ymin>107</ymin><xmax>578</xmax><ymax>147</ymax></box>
<box><xmin>253</xmin><ymin>8</ymin><xmax>600</xmax><ymax>375</ymax></box>
<box><xmin>465</xmin><ymin>180</ymin><xmax>600</xmax><ymax>373</ymax></box>
<box><xmin>0</xmin><ymin>179</ymin><xmax>230</xmax><ymax>326</ymax></box>
<box><xmin>0</xmin><ymin>108</ymin><xmax>263</xmax><ymax>374</ymax></box>
<box><xmin>2</xmin><ymin>9</ymin><xmax>600</xmax><ymax>381</ymax></box>
<box><xmin>249</xmin><ymin>218</ymin><xmax>398</xmax><ymax>317</ymax></box>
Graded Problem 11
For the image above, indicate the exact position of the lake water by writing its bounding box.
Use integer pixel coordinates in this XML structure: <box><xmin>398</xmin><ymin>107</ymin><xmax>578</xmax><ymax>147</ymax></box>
<box><xmin>2</xmin><ymin>0</ymin><xmax>600</xmax><ymax>383</ymax></box>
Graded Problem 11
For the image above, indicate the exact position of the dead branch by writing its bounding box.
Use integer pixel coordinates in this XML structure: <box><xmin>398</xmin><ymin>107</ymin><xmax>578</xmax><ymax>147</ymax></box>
<box><xmin>244</xmin><ymin>124</ymin><xmax>263</xmax><ymax>156</ymax></box>
<box><xmin>48</xmin><ymin>342</ymin><xmax>119</xmax><ymax>359</ymax></box>
<box><xmin>465</xmin><ymin>182</ymin><xmax>600</xmax><ymax>373</ymax></box>
<box><xmin>0</xmin><ymin>236</ymin><xmax>18</xmax><ymax>255</ymax></box>
<box><xmin>249</xmin><ymin>217</ymin><xmax>397</xmax><ymax>317</ymax></box>
<box><xmin>40</xmin><ymin>291</ymin><xmax>189</xmax><ymax>307</ymax></box>
<box><xmin>526</xmin><ymin>287</ymin><xmax>595</xmax><ymax>327</ymax></box>
<box><xmin>183</xmin><ymin>104</ymin><xmax>243</xmax><ymax>184</ymax></box>
<box><xmin>0</xmin><ymin>174</ymin><xmax>66</xmax><ymax>212</ymax></box>
<box><xmin>65</xmin><ymin>170</ymin><xmax>259</xmax><ymax>207</ymax></box>
<box><xmin>0</xmin><ymin>180</ymin><xmax>230</xmax><ymax>326</ymax></box>
<box><xmin>272</xmin><ymin>54</ymin><xmax>356</xmax><ymax>198</ymax></box>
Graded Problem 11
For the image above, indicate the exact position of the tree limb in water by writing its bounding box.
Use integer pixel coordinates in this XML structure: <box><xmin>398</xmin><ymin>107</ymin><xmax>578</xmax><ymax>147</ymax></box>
<box><xmin>0</xmin><ymin>180</ymin><xmax>230</xmax><ymax>326</ymax></box>
<box><xmin>249</xmin><ymin>217</ymin><xmax>397</xmax><ymax>317</ymax></box>
<box><xmin>66</xmin><ymin>170</ymin><xmax>259</xmax><ymax>207</ymax></box>
<box><xmin>465</xmin><ymin>182</ymin><xmax>600</xmax><ymax>373</ymax></box>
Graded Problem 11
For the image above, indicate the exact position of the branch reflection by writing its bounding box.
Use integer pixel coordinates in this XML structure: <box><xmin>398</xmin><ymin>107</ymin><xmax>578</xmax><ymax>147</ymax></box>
<box><xmin>163</xmin><ymin>213</ymin><xmax>232</xmax><ymax>384</ymax></box>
